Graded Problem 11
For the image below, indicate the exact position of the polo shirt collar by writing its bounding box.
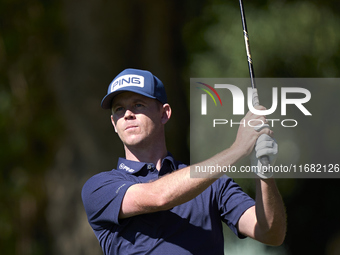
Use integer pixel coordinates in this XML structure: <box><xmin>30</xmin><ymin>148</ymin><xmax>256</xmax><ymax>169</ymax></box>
<box><xmin>116</xmin><ymin>152</ymin><xmax>177</xmax><ymax>175</ymax></box>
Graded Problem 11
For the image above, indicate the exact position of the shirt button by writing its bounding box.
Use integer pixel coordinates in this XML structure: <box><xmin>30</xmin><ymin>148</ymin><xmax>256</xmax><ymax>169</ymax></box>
<box><xmin>147</xmin><ymin>164</ymin><xmax>152</xmax><ymax>169</ymax></box>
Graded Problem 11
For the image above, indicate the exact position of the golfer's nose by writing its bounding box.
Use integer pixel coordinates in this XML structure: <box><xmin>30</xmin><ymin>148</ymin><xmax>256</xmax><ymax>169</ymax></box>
<box><xmin>124</xmin><ymin>109</ymin><xmax>135</xmax><ymax>119</ymax></box>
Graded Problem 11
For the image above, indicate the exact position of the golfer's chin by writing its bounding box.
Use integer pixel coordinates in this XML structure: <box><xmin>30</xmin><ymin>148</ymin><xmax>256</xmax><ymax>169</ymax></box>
<box><xmin>122</xmin><ymin>134</ymin><xmax>147</xmax><ymax>148</ymax></box>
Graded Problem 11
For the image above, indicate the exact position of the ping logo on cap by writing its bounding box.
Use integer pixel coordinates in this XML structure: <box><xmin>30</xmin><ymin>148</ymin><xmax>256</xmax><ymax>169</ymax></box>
<box><xmin>110</xmin><ymin>74</ymin><xmax>145</xmax><ymax>92</ymax></box>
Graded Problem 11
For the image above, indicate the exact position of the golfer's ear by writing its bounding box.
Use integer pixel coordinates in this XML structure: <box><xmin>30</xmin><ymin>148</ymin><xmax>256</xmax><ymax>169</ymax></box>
<box><xmin>111</xmin><ymin>115</ymin><xmax>118</xmax><ymax>133</ymax></box>
<box><xmin>161</xmin><ymin>103</ymin><xmax>171</xmax><ymax>124</ymax></box>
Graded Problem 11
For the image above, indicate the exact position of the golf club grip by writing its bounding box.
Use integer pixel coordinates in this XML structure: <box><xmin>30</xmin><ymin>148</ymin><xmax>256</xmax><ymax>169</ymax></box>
<box><xmin>253</xmin><ymin>90</ymin><xmax>271</xmax><ymax>168</ymax></box>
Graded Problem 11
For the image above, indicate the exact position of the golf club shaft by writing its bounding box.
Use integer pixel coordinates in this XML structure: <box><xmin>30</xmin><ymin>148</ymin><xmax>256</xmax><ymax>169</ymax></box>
<box><xmin>239</xmin><ymin>0</ymin><xmax>256</xmax><ymax>91</ymax></box>
<box><xmin>238</xmin><ymin>0</ymin><xmax>271</xmax><ymax>168</ymax></box>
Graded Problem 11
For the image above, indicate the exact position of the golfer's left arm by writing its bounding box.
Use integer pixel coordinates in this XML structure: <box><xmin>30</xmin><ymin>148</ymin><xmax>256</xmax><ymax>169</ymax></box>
<box><xmin>237</xmin><ymin>178</ymin><xmax>286</xmax><ymax>246</ymax></box>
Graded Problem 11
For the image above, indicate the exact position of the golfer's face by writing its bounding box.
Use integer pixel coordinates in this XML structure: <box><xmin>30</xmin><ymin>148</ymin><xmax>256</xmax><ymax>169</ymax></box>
<box><xmin>111</xmin><ymin>92</ymin><xmax>163</xmax><ymax>147</ymax></box>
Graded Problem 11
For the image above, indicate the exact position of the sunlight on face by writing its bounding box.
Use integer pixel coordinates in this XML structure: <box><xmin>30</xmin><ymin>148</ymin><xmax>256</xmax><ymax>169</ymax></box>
<box><xmin>111</xmin><ymin>92</ymin><xmax>165</xmax><ymax>148</ymax></box>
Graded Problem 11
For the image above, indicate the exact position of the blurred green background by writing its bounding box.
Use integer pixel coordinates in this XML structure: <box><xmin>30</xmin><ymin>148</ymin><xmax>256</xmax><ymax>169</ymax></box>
<box><xmin>1</xmin><ymin>0</ymin><xmax>340</xmax><ymax>254</ymax></box>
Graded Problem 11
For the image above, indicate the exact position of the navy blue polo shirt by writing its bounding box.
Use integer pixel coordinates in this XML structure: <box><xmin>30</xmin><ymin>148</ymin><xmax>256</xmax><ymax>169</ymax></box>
<box><xmin>81</xmin><ymin>153</ymin><xmax>255</xmax><ymax>255</ymax></box>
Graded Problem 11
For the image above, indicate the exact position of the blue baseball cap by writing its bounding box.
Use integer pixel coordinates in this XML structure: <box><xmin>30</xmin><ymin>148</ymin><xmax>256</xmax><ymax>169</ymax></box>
<box><xmin>101</xmin><ymin>68</ymin><xmax>168</xmax><ymax>109</ymax></box>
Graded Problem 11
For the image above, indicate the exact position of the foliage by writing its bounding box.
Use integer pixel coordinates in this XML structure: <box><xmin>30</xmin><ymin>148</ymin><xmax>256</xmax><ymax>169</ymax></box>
<box><xmin>184</xmin><ymin>1</ymin><xmax>340</xmax><ymax>254</ymax></box>
<box><xmin>1</xmin><ymin>0</ymin><xmax>340</xmax><ymax>254</ymax></box>
<box><xmin>0</xmin><ymin>0</ymin><xmax>64</xmax><ymax>253</ymax></box>
<box><xmin>184</xmin><ymin>1</ymin><xmax>340</xmax><ymax>77</ymax></box>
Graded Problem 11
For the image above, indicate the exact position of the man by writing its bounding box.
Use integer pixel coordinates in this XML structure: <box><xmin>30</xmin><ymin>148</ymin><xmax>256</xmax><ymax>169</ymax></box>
<box><xmin>81</xmin><ymin>68</ymin><xmax>286</xmax><ymax>254</ymax></box>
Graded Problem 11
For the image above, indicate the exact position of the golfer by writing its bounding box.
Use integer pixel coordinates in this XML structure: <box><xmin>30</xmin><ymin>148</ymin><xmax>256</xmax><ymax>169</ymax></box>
<box><xmin>81</xmin><ymin>68</ymin><xmax>286</xmax><ymax>254</ymax></box>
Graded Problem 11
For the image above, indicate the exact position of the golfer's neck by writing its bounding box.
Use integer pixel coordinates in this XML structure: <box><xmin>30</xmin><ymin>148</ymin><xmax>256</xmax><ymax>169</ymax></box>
<box><xmin>124</xmin><ymin>142</ymin><xmax>168</xmax><ymax>171</ymax></box>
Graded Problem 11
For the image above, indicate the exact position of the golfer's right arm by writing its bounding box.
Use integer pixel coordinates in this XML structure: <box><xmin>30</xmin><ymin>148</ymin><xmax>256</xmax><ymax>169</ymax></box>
<box><xmin>119</xmin><ymin>109</ymin><xmax>271</xmax><ymax>219</ymax></box>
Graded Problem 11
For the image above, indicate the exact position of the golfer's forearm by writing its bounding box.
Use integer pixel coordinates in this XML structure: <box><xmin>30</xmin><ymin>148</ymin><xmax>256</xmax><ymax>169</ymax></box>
<box><xmin>149</xmin><ymin>167</ymin><xmax>216</xmax><ymax>210</ymax></box>
<box><xmin>120</xmin><ymin>146</ymin><xmax>245</xmax><ymax>218</ymax></box>
<box><xmin>154</xmin><ymin>145</ymin><xmax>246</xmax><ymax>209</ymax></box>
<box><xmin>255</xmin><ymin>178</ymin><xmax>286</xmax><ymax>245</ymax></box>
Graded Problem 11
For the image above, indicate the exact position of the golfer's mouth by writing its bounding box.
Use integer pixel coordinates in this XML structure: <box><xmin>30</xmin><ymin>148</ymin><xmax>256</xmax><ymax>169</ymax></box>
<box><xmin>125</xmin><ymin>125</ymin><xmax>138</xmax><ymax>131</ymax></box>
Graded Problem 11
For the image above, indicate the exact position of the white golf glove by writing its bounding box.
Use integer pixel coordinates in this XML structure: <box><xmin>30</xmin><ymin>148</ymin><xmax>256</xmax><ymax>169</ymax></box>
<box><xmin>250</xmin><ymin>124</ymin><xmax>278</xmax><ymax>179</ymax></box>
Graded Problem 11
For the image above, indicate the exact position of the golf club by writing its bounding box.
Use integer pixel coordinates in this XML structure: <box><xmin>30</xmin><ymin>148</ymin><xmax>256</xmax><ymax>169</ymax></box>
<box><xmin>238</xmin><ymin>0</ymin><xmax>271</xmax><ymax>168</ymax></box>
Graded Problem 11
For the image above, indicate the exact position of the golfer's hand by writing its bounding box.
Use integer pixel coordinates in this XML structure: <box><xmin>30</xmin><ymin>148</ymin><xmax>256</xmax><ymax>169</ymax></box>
<box><xmin>232</xmin><ymin>106</ymin><xmax>272</xmax><ymax>157</ymax></box>
<box><xmin>250</xmin><ymin>130</ymin><xmax>278</xmax><ymax>179</ymax></box>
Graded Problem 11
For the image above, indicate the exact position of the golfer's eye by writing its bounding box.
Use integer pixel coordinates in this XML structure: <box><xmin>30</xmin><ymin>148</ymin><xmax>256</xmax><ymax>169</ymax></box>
<box><xmin>114</xmin><ymin>106</ymin><xmax>124</xmax><ymax>113</ymax></box>
<box><xmin>135</xmin><ymin>103</ymin><xmax>143</xmax><ymax>108</ymax></box>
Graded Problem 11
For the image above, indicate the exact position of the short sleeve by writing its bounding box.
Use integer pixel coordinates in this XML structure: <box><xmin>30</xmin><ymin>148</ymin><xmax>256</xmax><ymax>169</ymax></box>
<box><xmin>81</xmin><ymin>171</ymin><xmax>135</xmax><ymax>230</ymax></box>
<box><xmin>214</xmin><ymin>176</ymin><xmax>255</xmax><ymax>238</ymax></box>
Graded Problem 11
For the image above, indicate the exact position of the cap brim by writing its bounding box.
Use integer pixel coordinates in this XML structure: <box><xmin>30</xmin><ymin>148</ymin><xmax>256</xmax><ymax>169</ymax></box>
<box><xmin>101</xmin><ymin>88</ymin><xmax>157</xmax><ymax>109</ymax></box>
